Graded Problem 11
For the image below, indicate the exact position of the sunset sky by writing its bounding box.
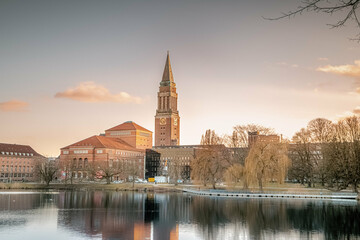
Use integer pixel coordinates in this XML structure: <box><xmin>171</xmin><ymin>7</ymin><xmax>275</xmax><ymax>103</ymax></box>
<box><xmin>1</xmin><ymin>0</ymin><xmax>360</xmax><ymax>156</ymax></box>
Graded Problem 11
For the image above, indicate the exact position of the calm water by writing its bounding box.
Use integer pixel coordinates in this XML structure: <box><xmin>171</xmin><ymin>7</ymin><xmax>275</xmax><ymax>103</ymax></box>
<box><xmin>0</xmin><ymin>191</ymin><xmax>359</xmax><ymax>240</ymax></box>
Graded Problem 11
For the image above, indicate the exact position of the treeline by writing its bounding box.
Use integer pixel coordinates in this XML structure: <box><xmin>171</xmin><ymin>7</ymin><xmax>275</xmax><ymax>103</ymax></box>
<box><xmin>191</xmin><ymin>116</ymin><xmax>360</xmax><ymax>192</ymax></box>
<box><xmin>191</xmin><ymin>126</ymin><xmax>289</xmax><ymax>191</ymax></box>
<box><xmin>289</xmin><ymin>116</ymin><xmax>360</xmax><ymax>192</ymax></box>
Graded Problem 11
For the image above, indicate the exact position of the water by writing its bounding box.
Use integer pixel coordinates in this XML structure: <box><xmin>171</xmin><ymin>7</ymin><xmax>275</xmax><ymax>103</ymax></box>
<box><xmin>0</xmin><ymin>191</ymin><xmax>359</xmax><ymax>240</ymax></box>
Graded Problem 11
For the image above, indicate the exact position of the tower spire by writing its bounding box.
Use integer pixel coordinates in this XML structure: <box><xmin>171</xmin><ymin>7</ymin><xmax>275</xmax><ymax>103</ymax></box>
<box><xmin>162</xmin><ymin>51</ymin><xmax>174</xmax><ymax>82</ymax></box>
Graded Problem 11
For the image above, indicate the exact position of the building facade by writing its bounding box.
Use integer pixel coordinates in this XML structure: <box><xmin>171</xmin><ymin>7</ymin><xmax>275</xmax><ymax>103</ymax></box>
<box><xmin>0</xmin><ymin>143</ymin><xmax>45</xmax><ymax>182</ymax></box>
<box><xmin>146</xmin><ymin>145</ymin><xmax>200</xmax><ymax>182</ymax></box>
<box><xmin>60</xmin><ymin>121</ymin><xmax>151</xmax><ymax>181</ymax></box>
<box><xmin>105</xmin><ymin>121</ymin><xmax>152</xmax><ymax>150</ymax></box>
<box><xmin>155</xmin><ymin>52</ymin><xmax>180</xmax><ymax>146</ymax></box>
<box><xmin>248</xmin><ymin>131</ymin><xmax>281</xmax><ymax>147</ymax></box>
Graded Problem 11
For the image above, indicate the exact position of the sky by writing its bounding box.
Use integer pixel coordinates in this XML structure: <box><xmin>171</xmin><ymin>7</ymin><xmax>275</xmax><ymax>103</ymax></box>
<box><xmin>1</xmin><ymin>0</ymin><xmax>360</xmax><ymax>156</ymax></box>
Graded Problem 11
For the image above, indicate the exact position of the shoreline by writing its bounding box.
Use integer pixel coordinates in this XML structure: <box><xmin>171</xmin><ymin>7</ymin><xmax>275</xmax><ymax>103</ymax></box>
<box><xmin>0</xmin><ymin>182</ymin><xmax>358</xmax><ymax>201</ymax></box>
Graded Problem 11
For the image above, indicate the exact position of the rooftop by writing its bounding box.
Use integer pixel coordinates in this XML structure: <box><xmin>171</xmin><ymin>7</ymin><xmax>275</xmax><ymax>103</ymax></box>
<box><xmin>0</xmin><ymin>143</ymin><xmax>43</xmax><ymax>157</ymax></box>
<box><xmin>62</xmin><ymin>135</ymin><xmax>144</xmax><ymax>152</ymax></box>
<box><xmin>105</xmin><ymin>121</ymin><xmax>152</xmax><ymax>133</ymax></box>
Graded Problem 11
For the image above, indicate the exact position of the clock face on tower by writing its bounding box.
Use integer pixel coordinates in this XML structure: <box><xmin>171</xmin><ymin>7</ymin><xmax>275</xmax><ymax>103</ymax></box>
<box><xmin>174</xmin><ymin>118</ymin><xmax>178</xmax><ymax>126</ymax></box>
<box><xmin>160</xmin><ymin>118</ymin><xmax>166</xmax><ymax>125</ymax></box>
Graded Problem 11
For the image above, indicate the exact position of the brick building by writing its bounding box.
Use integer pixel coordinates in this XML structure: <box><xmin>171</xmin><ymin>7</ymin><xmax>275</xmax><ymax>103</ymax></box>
<box><xmin>0</xmin><ymin>143</ymin><xmax>45</xmax><ymax>182</ymax></box>
<box><xmin>105</xmin><ymin>121</ymin><xmax>152</xmax><ymax>149</ymax></box>
<box><xmin>60</xmin><ymin>121</ymin><xmax>151</xmax><ymax>181</ymax></box>
<box><xmin>248</xmin><ymin>131</ymin><xmax>281</xmax><ymax>147</ymax></box>
<box><xmin>155</xmin><ymin>52</ymin><xmax>180</xmax><ymax>146</ymax></box>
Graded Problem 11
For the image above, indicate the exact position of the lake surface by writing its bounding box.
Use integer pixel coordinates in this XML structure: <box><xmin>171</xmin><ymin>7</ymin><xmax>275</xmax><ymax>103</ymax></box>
<box><xmin>0</xmin><ymin>191</ymin><xmax>359</xmax><ymax>240</ymax></box>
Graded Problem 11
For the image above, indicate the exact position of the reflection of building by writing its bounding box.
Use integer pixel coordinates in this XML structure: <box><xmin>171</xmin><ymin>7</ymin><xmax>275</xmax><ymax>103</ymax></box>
<box><xmin>56</xmin><ymin>191</ymin><xmax>182</xmax><ymax>240</ymax></box>
<box><xmin>59</xmin><ymin>121</ymin><xmax>150</xmax><ymax>180</ymax></box>
<box><xmin>155</xmin><ymin>52</ymin><xmax>180</xmax><ymax>146</ymax></box>
<box><xmin>0</xmin><ymin>143</ymin><xmax>45</xmax><ymax>182</ymax></box>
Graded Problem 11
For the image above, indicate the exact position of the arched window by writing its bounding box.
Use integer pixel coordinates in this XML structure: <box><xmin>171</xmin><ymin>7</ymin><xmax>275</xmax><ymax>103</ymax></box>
<box><xmin>78</xmin><ymin>158</ymin><xmax>82</xmax><ymax>168</ymax></box>
<box><xmin>84</xmin><ymin>158</ymin><xmax>88</xmax><ymax>168</ymax></box>
<box><xmin>73</xmin><ymin>158</ymin><xmax>77</xmax><ymax>168</ymax></box>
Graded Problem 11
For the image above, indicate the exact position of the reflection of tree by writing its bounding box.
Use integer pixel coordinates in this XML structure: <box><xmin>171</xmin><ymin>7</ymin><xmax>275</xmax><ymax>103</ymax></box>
<box><xmin>190</xmin><ymin>196</ymin><xmax>360</xmax><ymax>240</ymax></box>
<box><xmin>7</xmin><ymin>191</ymin><xmax>360</xmax><ymax>240</ymax></box>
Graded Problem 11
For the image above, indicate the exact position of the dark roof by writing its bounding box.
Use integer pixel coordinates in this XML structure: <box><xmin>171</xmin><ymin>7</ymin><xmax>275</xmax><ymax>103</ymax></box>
<box><xmin>162</xmin><ymin>51</ymin><xmax>174</xmax><ymax>82</ymax></box>
<box><xmin>0</xmin><ymin>143</ymin><xmax>43</xmax><ymax>157</ymax></box>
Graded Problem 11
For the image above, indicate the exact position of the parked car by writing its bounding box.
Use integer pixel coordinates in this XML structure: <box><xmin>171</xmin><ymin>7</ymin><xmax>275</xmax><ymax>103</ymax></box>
<box><xmin>113</xmin><ymin>180</ymin><xmax>123</xmax><ymax>184</ymax></box>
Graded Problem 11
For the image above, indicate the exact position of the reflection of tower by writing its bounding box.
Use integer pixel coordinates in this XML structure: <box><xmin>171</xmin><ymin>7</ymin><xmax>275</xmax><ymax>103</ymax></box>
<box><xmin>144</xmin><ymin>194</ymin><xmax>159</xmax><ymax>222</ymax></box>
<box><xmin>170</xmin><ymin>225</ymin><xmax>179</xmax><ymax>240</ymax></box>
<box><xmin>155</xmin><ymin>52</ymin><xmax>180</xmax><ymax>146</ymax></box>
<box><xmin>134</xmin><ymin>223</ymin><xmax>151</xmax><ymax>240</ymax></box>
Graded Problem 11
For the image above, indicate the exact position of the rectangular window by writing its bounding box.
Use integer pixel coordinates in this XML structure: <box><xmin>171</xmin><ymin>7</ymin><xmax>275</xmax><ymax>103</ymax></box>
<box><xmin>63</xmin><ymin>150</ymin><xmax>69</xmax><ymax>154</ymax></box>
<box><xmin>110</xmin><ymin>130</ymin><xmax>132</xmax><ymax>136</ymax></box>
<box><xmin>74</xmin><ymin>150</ymin><xmax>88</xmax><ymax>154</ymax></box>
<box><xmin>97</xmin><ymin>150</ymin><xmax>103</xmax><ymax>154</ymax></box>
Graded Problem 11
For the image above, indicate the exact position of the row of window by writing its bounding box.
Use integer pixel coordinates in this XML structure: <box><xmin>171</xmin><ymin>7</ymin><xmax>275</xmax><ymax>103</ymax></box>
<box><xmin>1</xmin><ymin>152</ymin><xmax>33</xmax><ymax>156</ymax></box>
<box><xmin>109</xmin><ymin>130</ymin><xmax>132</xmax><ymax>136</ymax></box>
<box><xmin>1</xmin><ymin>165</ymin><xmax>33</xmax><ymax>172</ymax></box>
<box><xmin>1</xmin><ymin>160</ymin><xmax>30</xmax><ymax>164</ymax></box>
<box><xmin>72</xmin><ymin>158</ymin><xmax>88</xmax><ymax>168</ymax></box>
<box><xmin>74</xmin><ymin>150</ymin><xmax>88</xmax><ymax>154</ymax></box>
<box><xmin>161</xmin><ymin>156</ymin><xmax>191</xmax><ymax>160</ymax></box>
<box><xmin>0</xmin><ymin>173</ymin><xmax>33</xmax><ymax>178</ymax></box>
<box><xmin>64</xmin><ymin>149</ymin><xmax>143</xmax><ymax>156</ymax></box>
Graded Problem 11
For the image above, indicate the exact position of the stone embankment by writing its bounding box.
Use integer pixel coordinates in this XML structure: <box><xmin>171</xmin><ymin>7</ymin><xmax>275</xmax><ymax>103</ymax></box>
<box><xmin>183</xmin><ymin>188</ymin><xmax>359</xmax><ymax>201</ymax></box>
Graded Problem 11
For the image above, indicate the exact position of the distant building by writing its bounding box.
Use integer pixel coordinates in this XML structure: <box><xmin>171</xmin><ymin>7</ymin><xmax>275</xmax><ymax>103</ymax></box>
<box><xmin>59</xmin><ymin>121</ymin><xmax>151</xmax><ymax>181</ymax></box>
<box><xmin>0</xmin><ymin>143</ymin><xmax>45</xmax><ymax>182</ymax></box>
<box><xmin>248</xmin><ymin>131</ymin><xmax>281</xmax><ymax>147</ymax></box>
<box><xmin>155</xmin><ymin>52</ymin><xmax>180</xmax><ymax>146</ymax></box>
<box><xmin>145</xmin><ymin>145</ymin><xmax>195</xmax><ymax>181</ymax></box>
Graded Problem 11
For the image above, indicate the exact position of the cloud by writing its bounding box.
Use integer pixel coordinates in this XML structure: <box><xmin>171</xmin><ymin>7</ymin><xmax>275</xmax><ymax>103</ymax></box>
<box><xmin>317</xmin><ymin>57</ymin><xmax>328</xmax><ymax>61</ymax></box>
<box><xmin>276</xmin><ymin>62</ymin><xmax>299</xmax><ymax>68</ymax></box>
<box><xmin>0</xmin><ymin>100</ymin><xmax>29</xmax><ymax>112</ymax></box>
<box><xmin>353</xmin><ymin>106</ymin><xmax>360</xmax><ymax>115</ymax></box>
<box><xmin>317</xmin><ymin>60</ymin><xmax>360</xmax><ymax>79</ymax></box>
<box><xmin>336</xmin><ymin>106</ymin><xmax>360</xmax><ymax>120</ymax></box>
<box><xmin>55</xmin><ymin>82</ymin><xmax>142</xmax><ymax>103</ymax></box>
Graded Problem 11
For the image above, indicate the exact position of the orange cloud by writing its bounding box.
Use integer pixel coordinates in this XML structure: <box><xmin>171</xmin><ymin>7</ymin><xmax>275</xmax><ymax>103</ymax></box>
<box><xmin>353</xmin><ymin>106</ymin><xmax>360</xmax><ymax>115</ymax></box>
<box><xmin>317</xmin><ymin>57</ymin><xmax>328</xmax><ymax>61</ymax></box>
<box><xmin>317</xmin><ymin>60</ymin><xmax>360</xmax><ymax>79</ymax></box>
<box><xmin>0</xmin><ymin>100</ymin><xmax>29</xmax><ymax>112</ymax></box>
<box><xmin>55</xmin><ymin>82</ymin><xmax>142</xmax><ymax>103</ymax></box>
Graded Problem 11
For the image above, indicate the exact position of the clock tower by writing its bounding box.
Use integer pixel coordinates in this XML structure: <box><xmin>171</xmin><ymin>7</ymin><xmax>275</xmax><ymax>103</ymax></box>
<box><xmin>155</xmin><ymin>52</ymin><xmax>180</xmax><ymax>146</ymax></box>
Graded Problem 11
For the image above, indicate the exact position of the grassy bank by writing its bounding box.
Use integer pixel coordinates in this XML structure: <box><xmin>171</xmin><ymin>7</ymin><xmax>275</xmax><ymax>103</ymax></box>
<box><xmin>0</xmin><ymin>182</ymin><xmax>181</xmax><ymax>192</ymax></box>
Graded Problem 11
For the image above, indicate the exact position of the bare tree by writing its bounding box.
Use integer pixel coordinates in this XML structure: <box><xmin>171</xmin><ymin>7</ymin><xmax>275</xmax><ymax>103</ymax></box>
<box><xmin>167</xmin><ymin>159</ymin><xmax>186</xmax><ymax>185</ymax></box>
<box><xmin>267</xmin><ymin>0</ymin><xmax>360</xmax><ymax>40</ymax></box>
<box><xmin>61</xmin><ymin>158</ymin><xmax>77</xmax><ymax>185</ymax></box>
<box><xmin>34</xmin><ymin>158</ymin><xmax>59</xmax><ymax>186</ymax></box>
<box><xmin>244</xmin><ymin>142</ymin><xmax>289</xmax><ymax>192</ymax></box>
<box><xmin>325</xmin><ymin>116</ymin><xmax>360</xmax><ymax>192</ymax></box>
<box><xmin>201</xmin><ymin>129</ymin><xmax>224</xmax><ymax>145</ymax></box>
<box><xmin>307</xmin><ymin>118</ymin><xmax>334</xmax><ymax>143</ymax></box>
<box><xmin>124</xmin><ymin>159</ymin><xmax>142</xmax><ymax>188</ymax></box>
<box><xmin>288</xmin><ymin>128</ymin><xmax>316</xmax><ymax>186</ymax></box>
<box><xmin>191</xmin><ymin>130</ymin><xmax>230</xmax><ymax>189</ymax></box>
<box><xmin>225</xmin><ymin>124</ymin><xmax>274</xmax><ymax>148</ymax></box>
<box><xmin>88</xmin><ymin>159</ymin><xmax>125</xmax><ymax>184</ymax></box>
